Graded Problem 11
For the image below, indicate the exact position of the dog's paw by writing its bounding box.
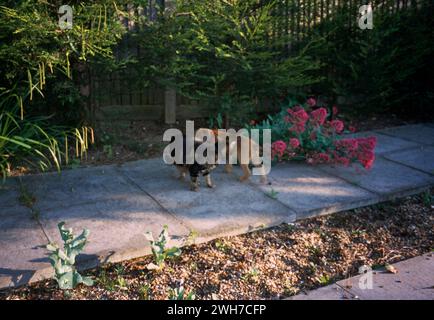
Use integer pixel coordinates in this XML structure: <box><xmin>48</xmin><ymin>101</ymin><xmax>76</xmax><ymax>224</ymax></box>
<box><xmin>207</xmin><ymin>184</ymin><xmax>216</xmax><ymax>189</ymax></box>
<box><xmin>239</xmin><ymin>176</ymin><xmax>249</xmax><ymax>182</ymax></box>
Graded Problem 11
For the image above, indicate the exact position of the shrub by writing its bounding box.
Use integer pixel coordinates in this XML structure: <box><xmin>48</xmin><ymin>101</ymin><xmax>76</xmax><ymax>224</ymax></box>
<box><xmin>0</xmin><ymin>91</ymin><xmax>93</xmax><ymax>178</ymax></box>
<box><xmin>136</xmin><ymin>0</ymin><xmax>324</xmax><ymax>127</ymax></box>
<box><xmin>306</xmin><ymin>0</ymin><xmax>434</xmax><ymax>118</ymax></box>
<box><xmin>0</xmin><ymin>1</ymin><xmax>126</xmax><ymax>177</ymax></box>
<box><xmin>249</xmin><ymin>98</ymin><xmax>377</xmax><ymax>169</ymax></box>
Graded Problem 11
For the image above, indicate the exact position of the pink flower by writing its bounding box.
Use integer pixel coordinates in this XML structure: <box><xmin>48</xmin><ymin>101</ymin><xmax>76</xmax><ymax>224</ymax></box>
<box><xmin>313</xmin><ymin>152</ymin><xmax>330</xmax><ymax>163</ymax></box>
<box><xmin>289</xmin><ymin>138</ymin><xmax>300</xmax><ymax>149</ymax></box>
<box><xmin>310</xmin><ymin>108</ymin><xmax>327</xmax><ymax>126</ymax></box>
<box><xmin>330</xmin><ymin>120</ymin><xmax>344</xmax><ymax>133</ymax></box>
<box><xmin>292</xmin><ymin>105</ymin><xmax>304</xmax><ymax>112</ymax></box>
<box><xmin>290</xmin><ymin>123</ymin><xmax>306</xmax><ymax>134</ymax></box>
<box><xmin>335</xmin><ymin>138</ymin><xmax>359</xmax><ymax>152</ymax></box>
<box><xmin>332</xmin><ymin>105</ymin><xmax>339</xmax><ymax>116</ymax></box>
<box><xmin>287</xmin><ymin>108</ymin><xmax>309</xmax><ymax>123</ymax></box>
<box><xmin>287</xmin><ymin>108</ymin><xmax>309</xmax><ymax>134</ymax></box>
<box><xmin>336</xmin><ymin>156</ymin><xmax>350</xmax><ymax>166</ymax></box>
<box><xmin>271</xmin><ymin>140</ymin><xmax>287</xmax><ymax>160</ymax></box>
<box><xmin>307</xmin><ymin>98</ymin><xmax>316</xmax><ymax>107</ymax></box>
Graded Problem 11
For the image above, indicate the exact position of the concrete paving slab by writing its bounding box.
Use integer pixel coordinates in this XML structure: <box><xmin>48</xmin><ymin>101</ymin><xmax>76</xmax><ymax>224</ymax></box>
<box><xmin>318</xmin><ymin>158</ymin><xmax>434</xmax><ymax>197</ymax></box>
<box><xmin>39</xmin><ymin>195</ymin><xmax>190</xmax><ymax>268</ymax></box>
<box><xmin>121</xmin><ymin>168</ymin><xmax>296</xmax><ymax>237</ymax></box>
<box><xmin>257</xmin><ymin>163</ymin><xmax>377</xmax><ymax>219</ymax></box>
<box><xmin>383</xmin><ymin>146</ymin><xmax>434</xmax><ymax>175</ymax></box>
<box><xmin>343</xmin><ymin>131</ymin><xmax>420</xmax><ymax>154</ymax></box>
<box><xmin>375</xmin><ymin>124</ymin><xmax>434</xmax><ymax>145</ymax></box>
<box><xmin>0</xmin><ymin>207</ymin><xmax>49</xmax><ymax>289</ymax></box>
<box><xmin>336</xmin><ymin>253</ymin><xmax>434</xmax><ymax>300</ymax></box>
<box><xmin>288</xmin><ymin>284</ymin><xmax>357</xmax><ymax>300</ymax></box>
<box><xmin>18</xmin><ymin>166</ymin><xmax>142</xmax><ymax>211</ymax></box>
<box><xmin>118</xmin><ymin>158</ymin><xmax>181</xmax><ymax>183</ymax></box>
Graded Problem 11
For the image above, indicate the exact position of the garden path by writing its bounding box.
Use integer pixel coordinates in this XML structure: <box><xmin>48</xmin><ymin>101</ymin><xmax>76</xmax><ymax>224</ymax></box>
<box><xmin>0</xmin><ymin>124</ymin><xmax>433</xmax><ymax>289</ymax></box>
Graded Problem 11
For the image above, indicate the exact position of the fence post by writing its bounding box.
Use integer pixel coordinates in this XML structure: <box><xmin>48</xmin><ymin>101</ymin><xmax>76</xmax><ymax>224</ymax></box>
<box><xmin>165</xmin><ymin>87</ymin><xmax>177</xmax><ymax>124</ymax></box>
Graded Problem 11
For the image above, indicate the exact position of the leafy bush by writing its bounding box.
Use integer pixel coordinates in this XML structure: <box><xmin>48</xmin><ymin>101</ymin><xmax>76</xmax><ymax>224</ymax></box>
<box><xmin>0</xmin><ymin>91</ymin><xmax>93</xmax><ymax>178</ymax></box>
<box><xmin>134</xmin><ymin>0</ymin><xmax>324</xmax><ymax>127</ymax></box>
<box><xmin>0</xmin><ymin>1</ymin><xmax>126</xmax><ymax>177</ymax></box>
<box><xmin>145</xmin><ymin>225</ymin><xmax>182</xmax><ymax>270</ymax></box>
<box><xmin>307</xmin><ymin>0</ymin><xmax>434</xmax><ymax>118</ymax></box>
<box><xmin>46</xmin><ymin>222</ymin><xmax>93</xmax><ymax>290</ymax></box>
<box><xmin>249</xmin><ymin>98</ymin><xmax>377</xmax><ymax>169</ymax></box>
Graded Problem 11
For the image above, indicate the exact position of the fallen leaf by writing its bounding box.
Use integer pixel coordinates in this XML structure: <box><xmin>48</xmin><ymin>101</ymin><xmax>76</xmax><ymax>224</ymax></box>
<box><xmin>385</xmin><ymin>264</ymin><xmax>398</xmax><ymax>274</ymax></box>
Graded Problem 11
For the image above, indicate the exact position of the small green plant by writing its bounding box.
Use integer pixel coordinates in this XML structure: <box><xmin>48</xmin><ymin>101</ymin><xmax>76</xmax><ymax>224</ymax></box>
<box><xmin>317</xmin><ymin>274</ymin><xmax>331</xmax><ymax>285</ymax></box>
<box><xmin>283</xmin><ymin>223</ymin><xmax>296</xmax><ymax>232</ymax></box>
<box><xmin>46</xmin><ymin>222</ymin><xmax>93</xmax><ymax>290</ymax></box>
<box><xmin>168</xmin><ymin>285</ymin><xmax>196</xmax><ymax>300</ymax></box>
<box><xmin>97</xmin><ymin>269</ymin><xmax>116</xmax><ymax>291</ymax></box>
<box><xmin>214</xmin><ymin>239</ymin><xmax>231</xmax><ymax>253</ymax></box>
<box><xmin>116</xmin><ymin>276</ymin><xmax>128</xmax><ymax>290</ymax></box>
<box><xmin>185</xmin><ymin>230</ymin><xmax>199</xmax><ymax>245</ymax></box>
<box><xmin>138</xmin><ymin>283</ymin><xmax>150</xmax><ymax>300</ymax></box>
<box><xmin>422</xmin><ymin>190</ymin><xmax>433</xmax><ymax>208</ymax></box>
<box><xmin>241</xmin><ymin>268</ymin><xmax>261</xmax><ymax>283</ymax></box>
<box><xmin>308</xmin><ymin>245</ymin><xmax>322</xmax><ymax>257</ymax></box>
<box><xmin>103</xmin><ymin>144</ymin><xmax>113</xmax><ymax>158</ymax></box>
<box><xmin>145</xmin><ymin>225</ymin><xmax>181</xmax><ymax>270</ymax></box>
<box><xmin>266</xmin><ymin>188</ymin><xmax>279</xmax><ymax>200</ymax></box>
<box><xmin>17</xmin><ymin>182</ymin><xmax>40</xmax><ymax>220</ymax></box>
<box><xmin>68</xmin><ymin>158</ymin><xmax>81</xmax><ymax>169</ymax></box>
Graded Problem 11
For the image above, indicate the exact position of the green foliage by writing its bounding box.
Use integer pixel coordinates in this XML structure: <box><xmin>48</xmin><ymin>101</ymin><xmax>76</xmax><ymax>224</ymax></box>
<box><xmin>168</xmin><ymin>285</ymin><xmax>196</xmax><ymax>300</ymax></box>
<box><xmin>0</xmin><ymin>90</ymin><xmax>95</xmax><ymax>178</ymax></box>
<box><xmin>46</xmin><ymin>222</ymin><xmax>93</xmax><ymax>290</ymax></box>
<box><xmin>266</xmin><ymin>188</ymin><xmax>279</xmax><ymax>200</ymax></box>
<box><xmin>134</xmin><ymin>0</ymin><xmax>323</xmax><ymax>126</ymax></box>
<box><xmin>145</xmin><ymin>225</ymin><xmax>182</xmax><ymax>270</ymax></box>
<box><xmin>0</xmin><ymin>1</ymin><xmax>126</xmax><ymax>178</ymax></box>
<box><xmin>307</xmin><ymin>0</ymin><xmax>434</xmax><ymax>117</ymax></box>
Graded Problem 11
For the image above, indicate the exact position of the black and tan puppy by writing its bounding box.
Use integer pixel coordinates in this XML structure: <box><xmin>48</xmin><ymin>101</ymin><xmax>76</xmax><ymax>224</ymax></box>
<box><xmin>171</xmin><ymin>135</ymin><xmax>218</xmax><ymax>192</ymax></box>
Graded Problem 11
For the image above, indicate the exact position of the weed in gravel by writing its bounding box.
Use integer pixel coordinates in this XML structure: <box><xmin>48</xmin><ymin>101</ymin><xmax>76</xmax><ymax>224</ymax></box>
<box><xmin>308</xmin><ymin>245</ymin><xmax>322</xmax><ymax>258</ymax></box>
<box><xmin>214</xmin><ymin>240</ymin><xmax>231</xmax><ymax>253</ymax></box>
<box><xmin>241</xmin><ymin>268</ymin><xmax>261</xmax><ymax>283</ymax></box>
<box><xmin>168</xmin><ymin>285</ymin><xmax>196</xmax><ymax>300</ymax></box>
<box><xmin>185</xmin><ymin>230</ymin><xmax>199</xmax><ymax>245</ymax></box>
<box><xmin>138</xmin><ymin>283</ymin><xmax>150</xmax><ymax>300</ymax></box>
<box><xmin>422</xmin><ymin>190</ymin><xmax>433</xmax><ymax>208</ymax></box>
<box><xmin>97</xmin><ymin>270</ymin><xmax>116</xmax><ymax>291</ymax></box>
<box><xmin>317</xmin><ymin>274</ymin><xmax>331</xmax><ymax>286</ymax></box>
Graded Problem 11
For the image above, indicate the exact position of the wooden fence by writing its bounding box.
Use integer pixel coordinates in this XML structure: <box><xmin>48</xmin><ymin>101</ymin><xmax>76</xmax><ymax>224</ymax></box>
<box><xmin>92</xmin><ymin>0</ymin><xmax>423</xmax><ymax>123</ymax></box>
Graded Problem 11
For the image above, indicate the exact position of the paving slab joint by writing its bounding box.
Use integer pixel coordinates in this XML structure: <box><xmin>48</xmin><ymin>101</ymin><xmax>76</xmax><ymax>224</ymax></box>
<box><xmin>114</xmin><ymin>167</ymin><xmax>195</xmax><ymax>232</ymax></box>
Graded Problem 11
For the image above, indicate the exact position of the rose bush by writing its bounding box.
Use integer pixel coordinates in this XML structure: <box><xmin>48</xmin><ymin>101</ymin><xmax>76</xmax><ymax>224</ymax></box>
<box><xmin>249</xmin><ymin>98</ymin><xmax>377</xmax><ymax>170</ymax></box>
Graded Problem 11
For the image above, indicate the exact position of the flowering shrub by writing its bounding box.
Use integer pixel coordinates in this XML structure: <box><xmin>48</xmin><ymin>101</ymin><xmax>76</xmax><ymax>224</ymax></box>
<box><xmin>250</xmin><ymin>98</ymin><xmax>377</xmax><ymax>169</ymax></box>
